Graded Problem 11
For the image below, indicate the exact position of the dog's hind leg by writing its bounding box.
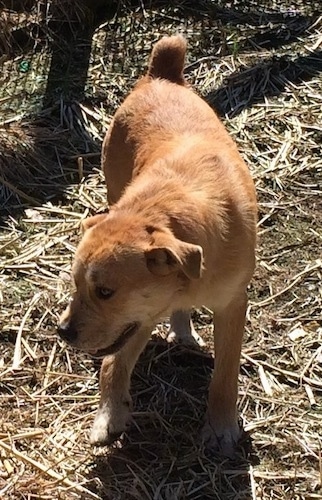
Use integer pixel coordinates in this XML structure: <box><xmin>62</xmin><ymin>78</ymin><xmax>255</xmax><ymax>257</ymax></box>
<box><xmin>90</xmin><ymin>328</ymin><xmax>151</xmax><ymax>446</ymax></box>
<box><xmin>168</xmin><ymin>310</ymin><xmax>205</xmax><ymax>347</ymax></box>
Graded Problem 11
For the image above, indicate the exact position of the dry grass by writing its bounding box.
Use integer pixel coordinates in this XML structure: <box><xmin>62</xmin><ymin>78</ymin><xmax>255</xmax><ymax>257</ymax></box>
<box><xmin>1</xmin><ymin>1</ymin><xmax>322</xmax><ymax>499</ymax></box>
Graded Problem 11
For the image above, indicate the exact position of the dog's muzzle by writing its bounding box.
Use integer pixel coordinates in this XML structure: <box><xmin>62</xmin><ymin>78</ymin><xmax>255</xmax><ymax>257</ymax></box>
<box><xmin>87</xmin><ymin>322</ymin><xmax>140</xmax><ymax>358</ymax></box>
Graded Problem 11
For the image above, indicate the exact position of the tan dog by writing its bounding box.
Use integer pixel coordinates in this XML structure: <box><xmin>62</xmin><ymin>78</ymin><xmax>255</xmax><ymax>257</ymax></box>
<box><xmin>58</xmin><ymin>35</ymin><xmax>257</xmax><ymax>456</ymax></box>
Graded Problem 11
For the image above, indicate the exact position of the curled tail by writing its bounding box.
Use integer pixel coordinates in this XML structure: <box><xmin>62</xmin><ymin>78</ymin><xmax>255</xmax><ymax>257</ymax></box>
<box><xmin>147</xmin><ymin>35</ymin><xmax>187</xmax><ymax>85</ymax></box>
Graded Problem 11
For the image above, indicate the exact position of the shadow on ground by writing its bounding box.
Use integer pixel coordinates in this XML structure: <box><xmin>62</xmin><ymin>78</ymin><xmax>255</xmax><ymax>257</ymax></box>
<box><xmin>207</xmin><ymin>49</ymin><xmax>322</xmax><ymax>117</ymax></box>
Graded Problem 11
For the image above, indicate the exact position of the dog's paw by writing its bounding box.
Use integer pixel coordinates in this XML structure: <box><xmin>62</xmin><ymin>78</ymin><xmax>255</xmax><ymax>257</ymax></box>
<box><xmin>90</xmin><ymin>400</ymin><xmax>131</xmax><ymax>446</ymax></box>
<box><xmin>167</xmin><ymin>327</ymin><xmax>205</xmax><ymax>347</ymax></box>
<box><xmin>168</xmin><ymin>311</ymin><xmax>206</xmax><ymax>347</ymax></box>
<box><xmin>202</xmin><ymin>417</ymin><xmax>241</xmax><ymax>458</ymax></box>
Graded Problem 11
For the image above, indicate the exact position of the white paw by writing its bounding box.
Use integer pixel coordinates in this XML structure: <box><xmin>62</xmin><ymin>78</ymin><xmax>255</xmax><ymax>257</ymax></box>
<box><xmin>167</xmin><ymin>328</ymin><xmax>205</xmax><ymax>347</ymax></box>
<box><xmin>90</xmin><ymin>399</ymin><xmax>131</xmax><ymax>446</ymax></box>
<box><xmin>168</xmin><ymin>311</ymin><xmax>206</xmax><ymax>347</ymax></box>
<box><xmin>202</xmin><ymin>417</ymin><xmax>241</xmax><ymax>458</ymax></box>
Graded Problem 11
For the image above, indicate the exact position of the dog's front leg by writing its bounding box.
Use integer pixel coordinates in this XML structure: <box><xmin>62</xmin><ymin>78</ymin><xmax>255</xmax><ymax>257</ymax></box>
<box><xmin>202</xmin><ymin>291</ymin><xmax>247</xmax><ymax>457</ymax></box>
<box><xmin>90</xmin><ymin>329</ymin><xmax>151</xmax><ymax>446</ymax></box>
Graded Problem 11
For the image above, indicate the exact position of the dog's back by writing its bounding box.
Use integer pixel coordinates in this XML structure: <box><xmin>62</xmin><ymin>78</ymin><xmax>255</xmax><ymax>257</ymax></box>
<box><xmin>103</xmin><ymin>36</ymin><xmax>256</xmax><ymax>214</ymax></box>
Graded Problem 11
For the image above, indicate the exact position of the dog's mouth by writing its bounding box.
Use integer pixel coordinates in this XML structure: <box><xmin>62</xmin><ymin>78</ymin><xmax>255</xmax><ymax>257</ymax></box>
<box><xmin>87</xmin><ymin>322</ymin><xmax>140</xmax><ymax>358</ymax></box>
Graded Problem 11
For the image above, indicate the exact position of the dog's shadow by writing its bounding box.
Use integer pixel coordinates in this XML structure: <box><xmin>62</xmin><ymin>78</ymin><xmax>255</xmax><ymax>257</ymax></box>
<box><xmin>87</xmin><ymin>338</ymin><xmax>258</xmax><ymax>499</ymax></box>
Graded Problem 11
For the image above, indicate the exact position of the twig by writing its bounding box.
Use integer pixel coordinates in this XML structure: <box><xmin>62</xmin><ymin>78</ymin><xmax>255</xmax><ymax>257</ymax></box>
<box><xmin>12</xmin><ymin>293</ymin><xmax>42</xmax><ymax>370</ymax></box>
<box><xmin>0</xmin><ymin>429</ymin><xmax>44</xmax><ymax>441</ymax></box>
<box><xmin>300</xmin><ymin>345</ymin><xmax>322</xmax><ymax>382</ymax></box>
<box><xmin>242</xmin><ymin>352</ymin><xmax>322</xmax><ymax>389</ymax></box>
<box><xmin>249</xmin><ymin>464</ymin><xmax>258</xmax><ymax>500</ymax></box>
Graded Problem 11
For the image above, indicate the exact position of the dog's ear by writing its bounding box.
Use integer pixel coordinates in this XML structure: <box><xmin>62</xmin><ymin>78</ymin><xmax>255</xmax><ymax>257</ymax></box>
<box><xmin>81</xmin><ymin>214</ymin><xmax>107</xmax><ymax>233</ymax></box>
<box><xmin>145</xmin><ymin>242</ymin><xmax>203</xmax><ymax>279</ymax></box>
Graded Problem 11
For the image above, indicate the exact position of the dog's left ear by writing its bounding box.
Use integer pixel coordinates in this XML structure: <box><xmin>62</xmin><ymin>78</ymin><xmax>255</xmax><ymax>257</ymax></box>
<box><xmin>145</xmin><ymin>242</ymin><xmax>203</xmax><ymax>279</ymax></box>
<box><xmin>81</xmin><ymin>214</ymin><xmax>107</xmax><ymax>233</ymax></box>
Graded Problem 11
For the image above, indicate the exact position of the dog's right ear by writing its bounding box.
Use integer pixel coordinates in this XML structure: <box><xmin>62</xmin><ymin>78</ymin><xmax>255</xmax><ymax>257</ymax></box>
<box><xmin>81</xmin><ymin>214</ymin><xmax>107</xmax><ymax>233</ymax></box>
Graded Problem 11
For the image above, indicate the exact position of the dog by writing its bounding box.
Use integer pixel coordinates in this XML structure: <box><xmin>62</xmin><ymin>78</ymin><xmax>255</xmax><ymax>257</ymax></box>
<box><xmin>58</xmin><ymin>35</ymin><xmax>257</xmax><ymax>456</ymax></box>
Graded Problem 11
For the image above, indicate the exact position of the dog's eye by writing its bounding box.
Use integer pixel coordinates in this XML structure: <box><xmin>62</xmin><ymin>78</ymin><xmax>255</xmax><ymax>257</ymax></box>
<box><xmin>96</xmin><ymin>287</ymin><xmax>115</xmax><ymax>300</ymax></box>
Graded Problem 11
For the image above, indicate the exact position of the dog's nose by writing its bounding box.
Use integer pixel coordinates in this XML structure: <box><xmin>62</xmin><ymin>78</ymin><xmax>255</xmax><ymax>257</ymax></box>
<box><xmin>57</xmin><ymin>322</ymin><xmax>78</xmax><ymax>343</ymax></box>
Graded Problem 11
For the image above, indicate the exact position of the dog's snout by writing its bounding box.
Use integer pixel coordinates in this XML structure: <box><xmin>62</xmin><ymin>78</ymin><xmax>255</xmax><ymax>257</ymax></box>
<box><xmin>57</xmin><ymin>321</ymin><xmax>78</xmax><ymax>343</ymax></box>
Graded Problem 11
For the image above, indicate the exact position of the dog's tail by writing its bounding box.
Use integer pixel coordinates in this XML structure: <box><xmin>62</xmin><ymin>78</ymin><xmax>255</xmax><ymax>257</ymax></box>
<box><xmin>147</xmin><ymin>35</ymin><xmax>187</xmax><ymax>85</ymax></box>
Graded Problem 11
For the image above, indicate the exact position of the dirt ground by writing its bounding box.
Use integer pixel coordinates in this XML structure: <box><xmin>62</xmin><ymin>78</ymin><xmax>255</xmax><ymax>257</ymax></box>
<box><xmin>0</xmin><ymin>1</ymin><xmax>321</xmax><ymax>499</ymax></box>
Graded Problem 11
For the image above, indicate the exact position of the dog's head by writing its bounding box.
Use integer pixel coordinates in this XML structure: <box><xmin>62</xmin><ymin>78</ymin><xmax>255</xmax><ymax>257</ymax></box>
<box><xmin>58</xmin><ymin>212</ymin><xmax>203</xmax><ymax>357</ymax></box>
